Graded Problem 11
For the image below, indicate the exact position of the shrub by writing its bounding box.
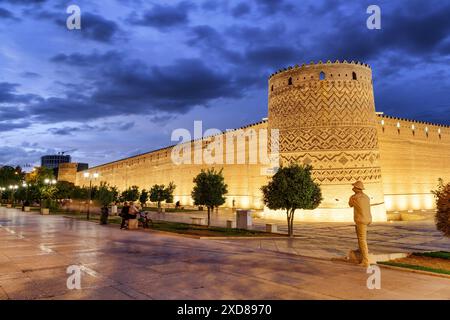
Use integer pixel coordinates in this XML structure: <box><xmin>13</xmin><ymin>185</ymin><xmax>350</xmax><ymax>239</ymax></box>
<box><xmin>432</xmin><ymin>179</ymin><xmax>450</xmax><ymax>237</ymax></box>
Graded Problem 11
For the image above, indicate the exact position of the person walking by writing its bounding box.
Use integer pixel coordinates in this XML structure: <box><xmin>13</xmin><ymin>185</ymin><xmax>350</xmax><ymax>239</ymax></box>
<box><xmin>120</xmin><ymin>202</ymin><xmax>130</xmax><ymax>229</ymax></box>
<box><xmin>348</xmin><ymin>181</ymin><xmax>372</xmax><ymax>267</ymax></box>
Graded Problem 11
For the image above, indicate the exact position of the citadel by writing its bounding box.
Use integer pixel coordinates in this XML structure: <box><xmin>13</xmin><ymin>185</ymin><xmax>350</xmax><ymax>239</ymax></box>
<box><xmin>65</xmin><ymin>60</ymin><xmax>450</xmax><ymax>222</ymax></box>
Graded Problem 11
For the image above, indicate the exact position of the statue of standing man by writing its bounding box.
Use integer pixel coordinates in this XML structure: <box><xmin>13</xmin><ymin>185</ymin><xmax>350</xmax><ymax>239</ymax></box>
<box><xmin>348</xmin><ymin>181</ymin><xmax>372</xmax><ymax>267</ymax></box>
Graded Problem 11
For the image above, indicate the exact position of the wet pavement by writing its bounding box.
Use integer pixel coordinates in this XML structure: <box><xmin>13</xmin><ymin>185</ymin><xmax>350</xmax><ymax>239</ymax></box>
<box><xmin>0</xmin><ymin>207</ymin><xmax>449</xmax><ymax>300</ymax></box>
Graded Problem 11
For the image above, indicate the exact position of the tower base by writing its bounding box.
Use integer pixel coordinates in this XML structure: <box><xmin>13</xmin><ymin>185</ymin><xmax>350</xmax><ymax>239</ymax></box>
<box><xmin>261</xmin><ymin>203</ymin><xmax>387</xmax><ymax>223</ymax></box>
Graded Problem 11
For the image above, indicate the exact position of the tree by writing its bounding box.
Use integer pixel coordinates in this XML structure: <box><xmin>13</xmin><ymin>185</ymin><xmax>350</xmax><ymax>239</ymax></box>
<box><xmin>0</xmin><ymin>166</ymin><xmax>24</xmax><ymax>187</ymax></box>
<box><xmin>26</xmin><ymin>167</ymin><xmax>54</xmax><ymax>185</ymax></box>
<box><xmin>139</xmin><ymin>189</ymin><xmax>149</xmax><ymax>207</ymax></box>
<box><xmin>71</xmin><ymin>186</ymin><xmax>89</xmax><ymax>201</ymax></box>
<box><xmin>24</xmin><ymin>167</ymin><xmax>57</xmax><ymax>209</ymax></box>
<box><xmin>261</xmin><ymin>164</ymin><xmax>322</xmax><ymax>237</ymax></box>
<box><xmin>191</xmin><ymin>169</ymin><xmax>228</xmax><ymax>227</ymax></box>
<box><xmin>110</xmin><ymin>186</ymin><xmax>119</xmax><ymax>204</ymax></box>
<box><xmin>55</xmin><ymin>181</ymin><xmax>76</xmax><ymax>200</ymax></box>
<box><xmin>121</xmin><ymin>185</ymin><xmax>140</xmax><ymax>203</ymax></box>
<box><xmin>432</xmin><ymin>179</ymin><xmax>450</xmax><ymax>237</ymax></box>
<box><xmin>95</xmin><ymin>182</ymin><xmax>116</xmax><ymax>207</ymax></box>
<box><xmin>149</xmin><ymin>183</ymin><xmax>176</xmax><ymax>212</ymax></box>
<box><xmin>40</xmin><ymin>185</ymin><xmax>57</xmax><ymax>209</ymax></box>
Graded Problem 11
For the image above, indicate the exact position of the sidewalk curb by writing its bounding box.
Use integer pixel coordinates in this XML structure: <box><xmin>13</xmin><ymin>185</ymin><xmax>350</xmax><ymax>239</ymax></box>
<box><xmin>61</xmin><ymin>215</ymin><xmax>285</xmax><ymax>240</ymax></box>
<box><xmin>199</xmin><ymin>236</ymin><xmax>296</xmax><ymax>240</ymax></box>
<box><xmin>377</xmin><ymin>263</ymin><xmax>450</xmax><ymax>280</ymax></box>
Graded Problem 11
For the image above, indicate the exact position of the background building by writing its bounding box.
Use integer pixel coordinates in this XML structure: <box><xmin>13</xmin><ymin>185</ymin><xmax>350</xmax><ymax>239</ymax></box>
<box><xmin>40</xmin><ymin>154</ymin><xmax>89</xmax><ymax>182</ymax></box>
<box><xmin>41</xmin><ymin>154</ymin><xmax>71</xmax><ymax>170</ymax></box>
<box><xmin>57</xmin><ymin>162</ymin><xmax>90</xmax><ymax>184</ymax></box>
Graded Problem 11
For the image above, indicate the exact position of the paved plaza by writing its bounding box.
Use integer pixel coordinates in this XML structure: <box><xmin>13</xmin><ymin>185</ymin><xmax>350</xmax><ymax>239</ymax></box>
<box><xmin>0</xmin><ymin>207</ymin><xmax>449</xmax><ymax>300</ymax></box>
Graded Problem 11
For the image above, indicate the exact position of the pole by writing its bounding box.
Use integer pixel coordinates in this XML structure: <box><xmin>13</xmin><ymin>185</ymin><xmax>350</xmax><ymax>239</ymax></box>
<box><xmin>87</xmin><ymin>179</ymin><xmax>92</xmax><ymax>220</ymax></box>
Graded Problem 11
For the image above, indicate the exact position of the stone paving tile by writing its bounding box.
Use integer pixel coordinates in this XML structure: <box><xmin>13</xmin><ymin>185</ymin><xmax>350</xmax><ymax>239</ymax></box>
<box><xmin>0</xmin><ymin>277</ymin><xmax>48</xmax><ymax>300</ymax></box>
<box><xmin>0</xmin><ymin>286</ymin><xmax>8</xmax><ymax>300</ymax></box>
<box><xmin>0</xmin><ymin>262</ymin><xmax>22</xmax><ymax>274</ymax></box>
<box><xmin>48</xmin><ymin>286</ymin><xmax>135</xmax><ymax>300</ymax></box>
<box><xmin>112</xmin><ymin>284</ymin><xmax>152</xmax><ymax>300</ymax></box>
<box><xmin>101</xmin><ymin>266</ymin><xmax>162</xmax><ymax>285</ymax></box>
<box><xmin>10</xmin><ymin>254</ymin><xmax>74</xmax><ymax>272</ymax></box>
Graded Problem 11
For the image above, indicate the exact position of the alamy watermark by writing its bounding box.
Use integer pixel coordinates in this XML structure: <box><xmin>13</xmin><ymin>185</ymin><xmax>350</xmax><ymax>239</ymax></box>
<box><xmin>66</xmin><ymin>265</ymin><xmax>100</xmax><ymax>290</ymax></box>
<box><xmin>366</xmin><ymin>265</ymin><xmax>381</xmax><ymax>289</ymax></box>
<box><xmin>367</xmin><ymin>5</ymin><xmax>381</xmax><ymax>30</ymax></box>
<box><xmin>66</xmin><ymin>5</ymin><xmax>81</xmax><ymax>30</ymax></box>
<box><xmin>66</xmin><ymin>265</ymin><xmax>82</xmax><ymax>290</ymax></box>
<box><xmin>170</xmin><ymin>121</ymin><xmax>279</xmax><ymax>173</ymax></box>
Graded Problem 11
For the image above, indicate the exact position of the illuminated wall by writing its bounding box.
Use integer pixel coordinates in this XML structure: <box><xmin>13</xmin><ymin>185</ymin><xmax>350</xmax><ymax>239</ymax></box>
<box><xmin>376</xmin><ymin>115</ymin><xmax>450</xmax><ymax>212</ymax></box>
<box><xmin>76</xmin><ymin>121</ymin><xmax>272</xmax><ymax>210</ymax></box>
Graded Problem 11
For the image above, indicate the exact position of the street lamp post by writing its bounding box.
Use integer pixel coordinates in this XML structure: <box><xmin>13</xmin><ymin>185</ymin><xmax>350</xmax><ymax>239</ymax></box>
<box><xmin>22</xmin><ymin>182</ymin><xmax>29</xmax><ymax>203</ymax></box>
<box><xmin>42</xmin><ymin>179</ymin><xmax>56</xmax><ymax>211</ymax></box>
<box><xmin>9</xmin><ymin>185</ymin><xmax>18</xmax><ymax>207</ymax></box>
<box><xmin>83</xmin><ymin>172</ymin><xmax>99</xmax><ymax>220</ymax></box>
<box><xmin>0</xmin><ymin>187</ymin><xmax>6</xmax><ymax>205</ymax></box>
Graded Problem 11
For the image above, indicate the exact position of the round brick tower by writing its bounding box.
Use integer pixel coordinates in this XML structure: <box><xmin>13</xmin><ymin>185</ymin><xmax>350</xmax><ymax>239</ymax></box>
<box><xmin>267</xmin><ymin>60</ymin><xmax>386</xmax><ymax>222</ymax></box>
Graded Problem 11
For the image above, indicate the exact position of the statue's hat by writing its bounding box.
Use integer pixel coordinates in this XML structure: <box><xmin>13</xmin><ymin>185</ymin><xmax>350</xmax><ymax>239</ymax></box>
<box><xmin>352</xmin><ymin>181</ymin><xmax>365</xmax><ymax>190</ymax></box>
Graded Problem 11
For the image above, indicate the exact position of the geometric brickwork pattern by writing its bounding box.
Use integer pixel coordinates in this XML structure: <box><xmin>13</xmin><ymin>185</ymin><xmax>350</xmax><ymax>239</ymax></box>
<box><xmin>280</xmin><ymin>150</ymin><xmax>381</xmax><ymax>171</ymax></box>
<box><xmin>269</xmin><ymin>81</ymin><xmax>377</xmax><ymax>130</ymax></box>
<box><xmin>278</xmin><ymin>127</ymin><xmax>379</xmax><ymax>151</ymax></box>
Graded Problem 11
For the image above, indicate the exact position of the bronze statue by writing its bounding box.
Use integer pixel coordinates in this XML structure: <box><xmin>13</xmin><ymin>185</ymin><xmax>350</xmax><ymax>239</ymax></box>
<box><xmin>348</xmin><ymin>181</ymin><xmax>372</xmax><ymax>267</ymax></box>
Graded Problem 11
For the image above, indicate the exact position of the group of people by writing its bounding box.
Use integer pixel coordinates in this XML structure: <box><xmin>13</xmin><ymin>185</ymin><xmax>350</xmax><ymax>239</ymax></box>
<box><xmin>119</xmin><ymin>202</ymin><xmax>139</xmax><ymax>229</ymax></box>
<box><xmin>119</xmin><ymin>202</ymin><xmax>152</xmax><ymax>229</ymax></box>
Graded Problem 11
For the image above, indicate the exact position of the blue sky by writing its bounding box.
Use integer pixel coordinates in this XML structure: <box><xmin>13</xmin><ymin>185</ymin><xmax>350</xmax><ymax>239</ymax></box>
<box><xmin>0</xmin><ymin>0</ymin><xmax>449</xmax><ymax>168</ymax></box>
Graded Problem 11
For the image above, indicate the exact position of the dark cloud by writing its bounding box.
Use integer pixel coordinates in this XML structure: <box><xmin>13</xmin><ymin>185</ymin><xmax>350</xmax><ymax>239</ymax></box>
<box><xmin>47</xmin><ymin>121</ymin><xmax>134</xmax><ymax>136</ymax></box>
<box><xmin>227</xmin><ymin>24</ymin><xmax>288</xmax><ymax>44</ymax></box>
<box><xmin>20</xmin><ymin>71</ymin><xmax>41</xmax><ymax>78</ymax></box>
<box><xmin>0</xmin><ymin>145</ymin><xmax>47</xmax><ymax>167</ymax></box>
<box><xmin>254</xmin><ymin>0</ymin><xmax>294</xmax><ymax>15</ymax></box>
<box><xmin>91</xmin><ymin>57</ymin><xmax>243</xmax><ymax>113</ymax></box>
<box><xmin>17</xmin><ymin>52</ymin><xmax>244</xmax><ymax>123</ymax></box>
<box><xmin>314</xmin><ymin>2</ymin><xmax>450</xmax><ymax>62</ymax></box>
<box><xmin>128</xmin><ymin>1</ymin><xmax>195</xmax><ymax>30</ymax></box>
<box><xmin>80</xmin><ymin>12</ymin><xmax>120</xmax><ymax>43</ymax></box>
<box><xmin>231</xmin><ymin>2</ymin><xmax>251</xmax><ymax>17</ymax></box>
<box><xmin>30</xmin><ymin>9</ymin><xmax>120</xmax><ymax>43</ymax></box>
<box><xmin>0</xmin><ymin>82</ymin><xmax>41</xmax><ymax>105</ymax></box>
<box><xmin>245</xmin><ymin>45</ymin><xmax>299</xmax><ymax>67</ymax></box>
<box><xmin>0</xmin><ymin>121</ymin><xmax>30</xmax><ymax>132</ymax></box>
<box><xmin>201</xmin><ymin>1</ymin><xmax>219</xmax><ymax>11</ymax></box>
<box><xmin>0</xmin><ymin>7</ymin><xmax>18</xmax><ymax>20</ymax></box>
<box><xmin>50</xmin><ymin>51</ymin><xmax>122</xmax><ymax>67</ymax></box>
<box><xmin>186</xmin><ymin>25</ymin><xmax>241</xmax><ymax>62</ymax></box>
<box><xmin>0</xmin><ymin>0</ymin><xmax>46</xmax><ymax>5</ymax></box>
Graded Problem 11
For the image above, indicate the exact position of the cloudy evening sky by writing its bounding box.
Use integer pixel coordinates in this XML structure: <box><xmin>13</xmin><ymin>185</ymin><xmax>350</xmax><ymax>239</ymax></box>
<box><xmin>0</xmin><ymin>0</ymin><xmax>449</xmax><ymax>168</ymax></box>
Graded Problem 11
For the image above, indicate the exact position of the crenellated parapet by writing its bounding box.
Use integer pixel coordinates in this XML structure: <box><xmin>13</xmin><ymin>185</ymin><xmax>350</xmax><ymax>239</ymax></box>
<box><xmin>268</xmin><ymin>60</ymin><xmax>373</xmax><ymax>96</ymax></box>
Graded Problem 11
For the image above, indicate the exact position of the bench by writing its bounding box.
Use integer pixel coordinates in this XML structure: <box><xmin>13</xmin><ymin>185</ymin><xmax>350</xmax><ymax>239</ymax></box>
<box><xmin>128</xmin><ymin>219</ymin><xmax>139</xmax><ymax>230</ymax></box>
<box><xmin>191</xmin><ymin>217</ymin><xmax>205</xmax><ymax>225</ymax></box>
<box><xmin>266</xmin><ymin>223</ymin><xmax>277</xmax><ymax>233</ymax></box>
